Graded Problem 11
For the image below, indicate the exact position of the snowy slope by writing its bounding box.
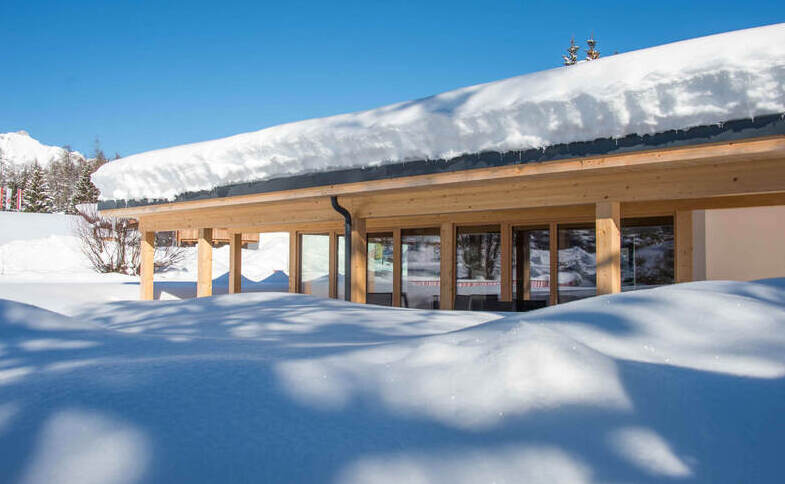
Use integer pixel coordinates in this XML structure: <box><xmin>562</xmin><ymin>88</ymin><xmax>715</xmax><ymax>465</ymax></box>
<box><xmin>0</xmin><ymin>131</ymin><xmax>84</xmax><ymax>168</ymax></box>
<box><xmin>94</xmin><ymin>23</ymin><xmax>785</xmax><ymax>201</ymax></box>
<box><xmin>0</xmin><ymin>279</ymin><xmax>784</xmax><ymax>482</ymax></box>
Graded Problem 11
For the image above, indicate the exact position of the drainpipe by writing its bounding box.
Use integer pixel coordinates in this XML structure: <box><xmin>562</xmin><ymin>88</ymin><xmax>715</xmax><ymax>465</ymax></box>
<box><xmin>330</xmin><ymin>196</ymin><xmax>352</xmax><ymax>301</ymax></box>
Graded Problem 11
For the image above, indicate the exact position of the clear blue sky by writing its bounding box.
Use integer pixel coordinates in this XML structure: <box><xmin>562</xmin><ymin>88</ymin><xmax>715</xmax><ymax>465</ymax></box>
<box><xmin>1</xmin><ymin>0</ymin><xmax>782</xmax><ymax>157</ymax></box>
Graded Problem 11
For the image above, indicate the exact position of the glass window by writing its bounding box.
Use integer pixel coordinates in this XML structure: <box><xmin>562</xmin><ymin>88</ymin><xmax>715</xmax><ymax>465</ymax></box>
<box><xmin>456</xmin><ymin>226</ymin><xmax>501</xmax><ymax>298</ymax></box>
<box><xmin>512</xmin><ymin>228</ymin><xmax>551</xmax><ymax>303</ymax></box>
<box><xmin>337</xmin><ymin>234</ymin><xmax>346</xmax><ymax>300</ymax></box>
<box><xmin>367</xmin><ymin>233</ymin><xmax>394</xmax><ymax>306</ymax></box>
<box><xmin>402</xmin><ymin>229</ymin><xmax>441</xmax><ymax>309</ymax></box>
<box><xmin>621</xmin><ymin>217</ymin><xmax>674</xmax><ymax>291</ymax></box>
<box><xmin>557</xmin><ymin>225</ymin><xmax>596</xmax><ymax>303</ymax></box>
<box><xmin>300</xmin><ymin>234</ymin><xmax>330</xmax><ymax>298</ymax></box>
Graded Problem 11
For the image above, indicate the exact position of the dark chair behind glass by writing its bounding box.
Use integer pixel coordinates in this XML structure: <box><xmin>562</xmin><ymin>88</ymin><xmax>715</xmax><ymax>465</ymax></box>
<box><xmin>367</xmin><ymin>292</ymin><xmax>393</xmax><ymax>306</ymax></box>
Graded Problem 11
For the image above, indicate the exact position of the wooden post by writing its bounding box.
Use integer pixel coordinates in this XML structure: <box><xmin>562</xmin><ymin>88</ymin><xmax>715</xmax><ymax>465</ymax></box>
<box><xmin>140</xmin><ymin>228</ymin><xmax>155</xmax><ymax>301</ymax></box>
<box><xmin>549</xmin><ymin>222</ymin><xmax>559</xmax><ymax>305</ymax></box>
<box><xmin>392</xmin><ymin>228</ymin><xmax>402</xmax><ymax>307</ymax></box>
<box><xmin>229</xmin><ymin>233</ymin><xmax>242</xmax><ymax>294</ymax></box>
<box><xmin>350</xmin><ymin>217</ymin><xmax>367</xmax><ymax>303</ymax></box>
<box><xmin>520</xmin><ymin>230</ymin><xmax>531</xmax><ymax>300</ymax></box>
<box><xmin>289</xmin><ymin>231</ymin><xmax>299</xmax><ymax>293</ymax></box>
<box><xmin>440</xmin><ymin>222</ymin><xmax>456</xmax><ymax>310</ymax></box>
<box><xmin>500</xmin><ymin>223</ymin><xmax>512</xmax><ymax>302</ymax></box>
<box><xmin>676</xmin><ymin>210</ymin><xmax>694</xmax><ymax>283</ymax></box>
<box><xmin>328</xmin><ymin>232</ymin><xmax>338</xmax><ymax>298</ymax></box>
<box><xmin>197</xmin><ymin>228</ymin><xmax>213</xmax><ymax>298</ymax></box>
<box><xmin>596</xmin><ymin>201</ymin><xmax>621</xmax><ymax>295</ymax></box>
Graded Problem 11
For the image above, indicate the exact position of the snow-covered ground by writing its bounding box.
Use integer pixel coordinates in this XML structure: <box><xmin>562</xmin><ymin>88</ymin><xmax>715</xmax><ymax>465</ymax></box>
<box><xmin>94</xmin><ymin>23</ymin><xmax>785</xmax><ymax>202</ymax></box>
<box><xmin>0</xmin><ymin>279</ymin><xmax>784</xmax><ymax>483</ymax></box>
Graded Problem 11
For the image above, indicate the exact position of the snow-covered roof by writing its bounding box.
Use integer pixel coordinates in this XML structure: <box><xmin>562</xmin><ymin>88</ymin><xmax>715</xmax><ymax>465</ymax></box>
<box><xmin>94</xmin><ymin>23</ymin><xmax>785</xmax><ymax>202</ymax></box>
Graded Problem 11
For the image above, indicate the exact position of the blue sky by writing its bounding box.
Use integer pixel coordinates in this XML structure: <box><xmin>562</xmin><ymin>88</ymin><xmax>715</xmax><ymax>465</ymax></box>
<box><xmin>1</xmin><ymin>0</ymin><xmax>783</xmax><ymax>157</ymax></box>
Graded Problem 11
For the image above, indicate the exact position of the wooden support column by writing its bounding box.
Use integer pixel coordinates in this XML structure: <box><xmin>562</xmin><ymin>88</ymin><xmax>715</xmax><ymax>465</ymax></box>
<box><xmin>549</xmin><ymin>223</ymin><xmax>559</xmax><ymax>305</ymax></box>
<box><xmin>140</xmin><ymin>228</ymin><xmax>155</xmax><ymax>301</ymax></box>
<box><xmin>328</xmin><ymin>232</ymin><xmax>338</xmax><ymax>298</ymax></box>
<box><xmin>288</xmin><ymin>231</ymin><xmax>299</xmax><ymax>293</ymax></box>
<box><xmin>197</xmin><ymin>228</ymin><xmax>213</xmax><ymax>298</ymax></box>
<box><xmin>392</xmin><ymin>228</ymin><xmax>402</xmax><ymax>307</ymax></box>
<box><xmin>500</xmin><ymin>223</ymin><xmax>512</xmax><ymax>302</ymax></box>
<box><xmin>596</xmin><ymin>201</ymin><xmax>621</xmax><ymax>295</ymax></box>
<box><xmin>440</xmin><ymin>222</ymin><xmax>456</xmax><ymax>310</ymax></box>
<box><xmin>518</xmin><ymin>230</ymin><xmax>531</xmax><ymax>300</ymax></box>
<box><xmin>351</xmin><ymin>217</ymin><xmax>367</xmax><ymax>303</ymax></box>
<box><xmin>229</xmin><ymin>233</ymin><xmax>242</xmax><ymax>294</ymax></box>
<box><xmin>676</xmin><ymin>210</ymin><xmax>694</xmax><ymax>283</ymax></box>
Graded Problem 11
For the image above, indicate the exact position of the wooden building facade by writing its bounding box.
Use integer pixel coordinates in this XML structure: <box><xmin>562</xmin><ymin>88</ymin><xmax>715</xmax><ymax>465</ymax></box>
<box><xmin>100</xmin><ymin>130</ymin><xmax>785</xmax><ymax>309</ymax></box>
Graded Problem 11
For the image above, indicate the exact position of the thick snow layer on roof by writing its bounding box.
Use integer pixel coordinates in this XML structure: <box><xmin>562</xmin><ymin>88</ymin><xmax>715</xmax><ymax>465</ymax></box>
<box><xmin>1</xmin><ymin>279</ymin><xmax>785</xmax><ymax>481</ymax></box>
<box><xmin>0</xmin><ymin>131</ymin><xmax>84</xmax><ymax>168</ymax></box>
<box><xmin>94</xmin><ymin>23</ymin><xmax>785</xmax><ymax>201</ymax></box>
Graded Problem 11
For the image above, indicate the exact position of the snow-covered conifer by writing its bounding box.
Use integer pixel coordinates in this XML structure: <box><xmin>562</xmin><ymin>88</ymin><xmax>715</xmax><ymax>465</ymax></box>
<box><xmin>586</xmin><ymin>34</ymin><xmax>600</xmax><ymax>60</ymax></box>
<box><xmin>23</xmin><ymin>161</ymin><xmax>54</xmax><ymax>213</ymax></box>
<box><xmin>71</xmin><ymin>161</ymin><xmax>101</xmax><ymax>209</ymax></box>
<box><xmin>563</xmin><ymin>38</ymin><xmax>580</xmax><ymax>65</ymax></box>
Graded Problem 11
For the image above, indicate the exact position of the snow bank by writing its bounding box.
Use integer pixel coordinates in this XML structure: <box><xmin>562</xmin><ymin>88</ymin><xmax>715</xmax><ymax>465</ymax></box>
<box><xmin>0</xmin><ymin>131</ymin><xmax>84</xmax><ymax>168</ymax></box>
<box><xmin>0</xmin><ymin>279</ymin><xmax>784</xmax><ymax>482</ymax></box>
<box><xmin>93</xmin><ymin>23</ymin><xmax>785</xmax><ymax>201</ymax></box>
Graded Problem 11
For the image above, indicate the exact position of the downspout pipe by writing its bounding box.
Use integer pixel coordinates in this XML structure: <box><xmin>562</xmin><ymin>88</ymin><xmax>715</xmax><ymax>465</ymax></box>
<box><xmin>330</xmin><ymin>196</ymin><xmax>352</xmax><ymax>301</ymax></box>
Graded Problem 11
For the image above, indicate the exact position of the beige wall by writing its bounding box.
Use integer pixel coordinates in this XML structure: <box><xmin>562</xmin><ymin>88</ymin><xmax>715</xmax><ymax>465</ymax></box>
<box><xmin>693</xmin><ymin>205</ymin><xmax>785</xmax><ymax>281</ymax></box>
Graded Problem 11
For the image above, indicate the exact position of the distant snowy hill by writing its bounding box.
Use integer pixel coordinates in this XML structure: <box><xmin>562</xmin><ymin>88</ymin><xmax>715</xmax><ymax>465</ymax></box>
<box><xmin>0</xmin><ymin>131</ymin><xmax>84</xmax><ymax>168</ymax></box>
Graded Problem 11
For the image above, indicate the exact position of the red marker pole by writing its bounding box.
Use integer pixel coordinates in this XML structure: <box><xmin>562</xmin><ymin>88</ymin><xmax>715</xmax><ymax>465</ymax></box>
<box><xmin>16</xmin><ymin>188</ymin><xmax>22</xmax><ymax>211</ymax></box>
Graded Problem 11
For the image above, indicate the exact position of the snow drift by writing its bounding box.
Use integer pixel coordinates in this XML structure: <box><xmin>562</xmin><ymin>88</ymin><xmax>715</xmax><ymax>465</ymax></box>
<box><xmin>93</xmin><ymin>23</ymin><xmax>785</xmax><ymax>202</ymax></box>
<box><xmin>1</xmin><ymin>279</ymin><xmax>784</xmax><ymax>482</ymax></box>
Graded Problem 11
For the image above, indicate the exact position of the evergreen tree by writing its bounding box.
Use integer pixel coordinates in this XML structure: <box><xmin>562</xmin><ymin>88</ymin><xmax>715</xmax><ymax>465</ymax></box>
<box><xmin>47</xmin><ymin>145</ymin><xmax>80</xmax><ymax>212</ymax></box>
<box><xmin>586</xmin><ymin>34</ymin><xmax>600</xmax><ymax>60</ymax></box>
<box><xmin>71</xmin><ymin>160</ymin><xmax>101</xmax><ymax>210</ymax></box>
<box><xmin>23</xmin><ymin>162</ymin><xmax>54</xmax><ymax>213</ymax></box>
<box><xmin>563</xmin><ymin>38</ymin><xmax>580</xmax><ymax>66</ymax></box>
<box><xmin>93</xmin><ymin>137</ymin><xmax>108</xmax><ymax>169</ymax></box>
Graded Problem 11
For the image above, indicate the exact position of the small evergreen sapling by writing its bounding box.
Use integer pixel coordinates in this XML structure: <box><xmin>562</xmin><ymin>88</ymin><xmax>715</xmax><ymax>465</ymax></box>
<box><xmin>563</xmin><ymin>38</ymin><xmax>580</xmax><ymax>66</ymax></box>
<box><xmin>586</xmin><ymin>34</ymin><xmax>600</xmax><ymax>60</ymax></box>
<box><xmin>23</xmin><ymin>161</ymin><xmax>55</xmax><ymax>213</ymax></box>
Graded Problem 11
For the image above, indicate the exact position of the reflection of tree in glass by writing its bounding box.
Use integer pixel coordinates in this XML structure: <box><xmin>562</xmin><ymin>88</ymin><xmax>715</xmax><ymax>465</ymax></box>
<box><xmin>457</xmin><ymin>233</ymin><xmax>500</xmax><ymax>280</ymax></box>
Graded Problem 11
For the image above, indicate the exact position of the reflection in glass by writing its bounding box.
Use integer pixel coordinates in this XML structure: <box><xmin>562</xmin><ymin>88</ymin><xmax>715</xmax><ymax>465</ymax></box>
<box><xmin>402</xmin><ymin>229</ymin><xmax>440</xmax><ymax>309</ymax></box>
<box><xmin>300</xmin><ymin>234</ymin><xmax>330</xmax><ymax>298</ymax></box>
<box><xmin>622</xmin><ymin>218</ymin><xmax>674</xmax><ymax>291</ymax></box>
<box><xmin>557</xmin><ymin>226</ymin><xmax>596</xmax><ymax>303</ymax></box>
<box><xmin>456</xmin><ymin>227</ymin><xmax>501</xmax><ymax>297</ymax></box>
<box><xmin>367</xmin><ymin>233</ymin><xmax>394</xmax><ymax>305</ymax></box>
<box><xmin>513</xmin><ymin>228</ymin><xmax>550</xmax><ymax>303</ymax></box>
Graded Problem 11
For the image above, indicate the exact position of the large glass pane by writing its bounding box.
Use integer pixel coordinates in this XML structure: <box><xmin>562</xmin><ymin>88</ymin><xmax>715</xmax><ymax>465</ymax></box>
<box><xmin>512</xmin><ymin>228</ymin><xmax>550</xmax><ymax>304</ymax></box>
<box><xmin>558</xmin><ymin>225</ymin><xmax>596</xmax><ymax>303</ymax></box>
<box><xmin>621</xmin><ymin>217</ymin><xmax>674</xmax><ymax>291</ymax></box>
<box><xmin>402</xmin><ymin>229</ymin><xmax>440</xmax><ymax>309</ymax></box>
<box><xmin>367</xmin><ymin>233</ymin><xmax>393</xmax><ymax>306</ymax></box>
<box><xmin>337</xmin><ymin>235</ymin><xmax>346</xmax><ymax>300</ymax></box>
<box><xmin>456</xmin><ymin>226</ymin><xmax>501</xmax><ymax>299</ymax></box>
<box><xmin>300</xmin><ymin>234</ymin><xmax>330</xmax><ymax>298</ymax></box>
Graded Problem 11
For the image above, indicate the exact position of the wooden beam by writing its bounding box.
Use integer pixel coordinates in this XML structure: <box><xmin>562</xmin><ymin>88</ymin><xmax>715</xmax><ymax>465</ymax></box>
<box><xmin>197</xmin><ymin>228</ymin><xmax>213</xmax><ymax>298</ymax></box>
<box><xmin>288</xmin><ymin>231</ymin><xmax>299</xmax><ymax>293</ymax></box>
<box><xmin>328</xmin><ymin>232</ymin><xmax>338</xmax><ymax>298</ymax></box>
<box><xmin>140</xmin><ymin>229</ymin><xmax>155</xmax><ymax>300</ymax></box>
<box><xmin>549</xmin><ymin>223</ymin><xmax>558</xmax><ymax>305</ymax></box>
<box><xmin>100</xmin><ymin>136</ymin><xmax>785</xmax><ymax>219</ymax></box>
<box><xmin>676</xmin><ymin>210</ymin><xmax>694</xmax><ymax>283</ymax></box>
<box><xmin>229</xmin><ymin>233</ymin><xmax>242</xmax><ymax>294</ymax></box>
<box><xmin>351</xmin><ymin>217</ymin><xmax>367</xmax><ymax>303</ymax></box>
<box><xmin>392</xmin><ymin>228</ymin><xmax>402</xmax><ymax>307</ymax></box>
<box><xmin>596</xmin><ymin>201</ymin><xmax>621</xmax><ymax>295</ymax></box>
<box><xmin>518</xmin><ymin>230</ymin><xmax>531</xmax><ymax>300</ymax></box>
<box><xmin>500</xmin><ymin>223</ymin><xmax>512</xmax><ymax>302</ymax></box>
<box><xmin>440</xmin><ymin>222</ymin><xmax>456</xmax><ymax>310</ymax></box>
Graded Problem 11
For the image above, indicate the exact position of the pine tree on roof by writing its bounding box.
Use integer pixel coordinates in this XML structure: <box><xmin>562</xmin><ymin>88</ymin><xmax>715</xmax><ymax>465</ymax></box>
<box><xmin>586</xmin><ymin>34</ymin><xmax>600</xmax><ymax>60</ymax></box>
<box><xmin>23</xmin><ymin>161</ymin><xmax>54</xmax><ymax>213</ymax></box>
<box><xmin>563</xmin><ymin>38</ymin><xmax>580</xmax><ymax>66</ymax></box>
